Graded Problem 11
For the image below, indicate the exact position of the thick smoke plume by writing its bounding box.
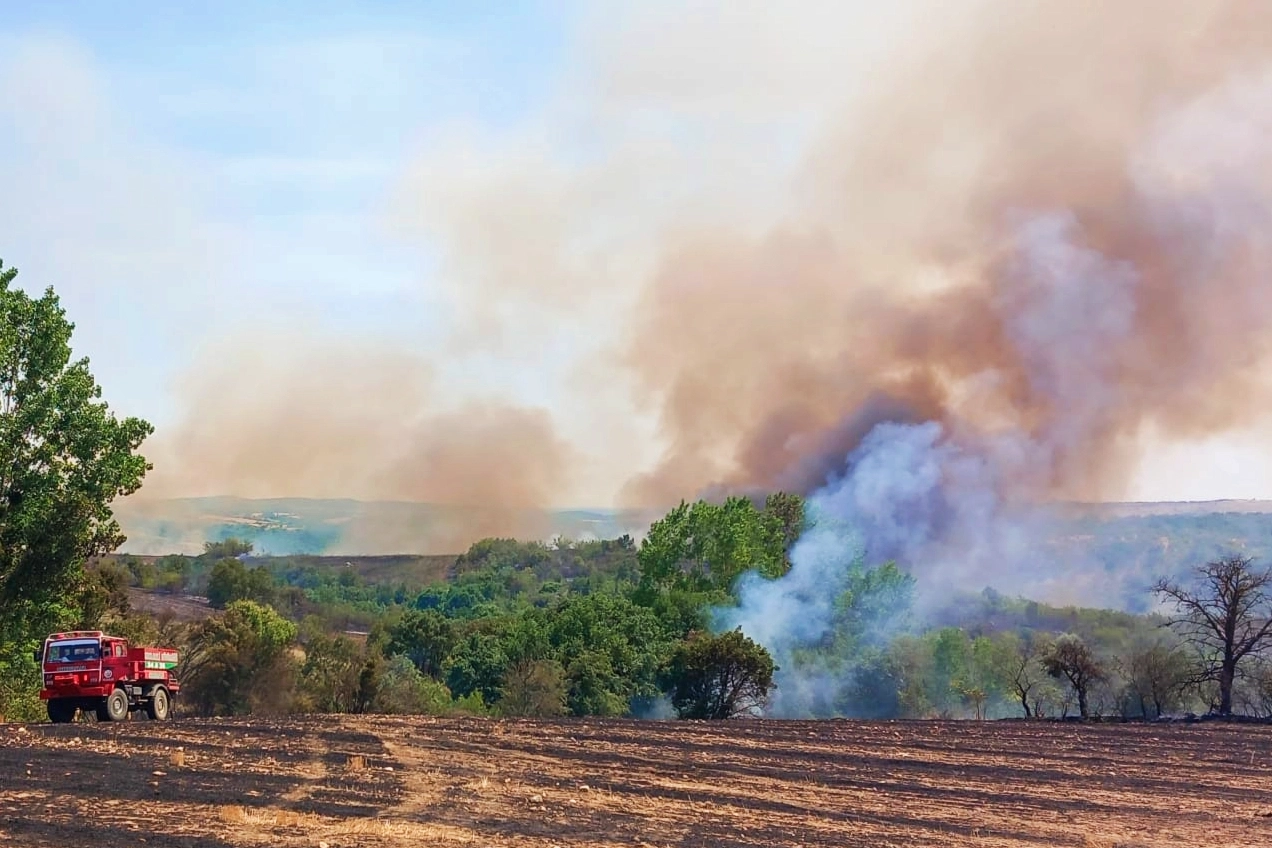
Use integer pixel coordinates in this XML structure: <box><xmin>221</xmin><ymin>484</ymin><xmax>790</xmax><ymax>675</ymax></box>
<box><xmin>142</xmin><ymin>0</ymin><xmax>1272</xmax><ymax>567</ymax></box>
<box><xmin>619</xmin><ymin>0</ymin><xmax>1272</xmax><ymax>509</ymax></box>
<box><xmin>688</xmin><ymin>0</ymin><xmax>1272</xmax><ymax>715</ymax></box>
<box><xmin>140</xmin><ymin>340</ymin><xmax>576</xmax><ymax>552</ymax></box>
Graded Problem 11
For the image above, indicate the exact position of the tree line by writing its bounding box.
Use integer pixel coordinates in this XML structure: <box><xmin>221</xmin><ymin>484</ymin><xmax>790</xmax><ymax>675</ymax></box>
<box><xmin>52</xmin><ymin>523</ymin><xmax>1272</xmax><ymax>724</ymax></box>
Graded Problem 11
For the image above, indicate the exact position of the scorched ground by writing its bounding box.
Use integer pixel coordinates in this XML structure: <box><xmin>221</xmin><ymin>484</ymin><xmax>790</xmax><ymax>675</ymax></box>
<box><xmin>1</xmin><ymin>715</ymin><xmax>1271</xmax><ymax>847</ymax></box>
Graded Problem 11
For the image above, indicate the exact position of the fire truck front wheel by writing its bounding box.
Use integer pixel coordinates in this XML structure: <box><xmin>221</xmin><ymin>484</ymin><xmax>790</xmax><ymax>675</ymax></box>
<box><xmin>46</xmin><ymin>699</ymin><xmax>76</xmax><ymax>723</ymax></box>
<box><xmin>101</xmin><ymin>688</ymin><xmax>129</xmax><ymax>722</ymax></box>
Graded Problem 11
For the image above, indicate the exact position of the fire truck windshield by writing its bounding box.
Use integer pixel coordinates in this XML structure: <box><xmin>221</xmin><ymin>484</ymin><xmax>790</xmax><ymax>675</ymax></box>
<box><xmin>46</xmin><ymin>640</ymin><xmax>101</xmax><ymax>662</ymax></box>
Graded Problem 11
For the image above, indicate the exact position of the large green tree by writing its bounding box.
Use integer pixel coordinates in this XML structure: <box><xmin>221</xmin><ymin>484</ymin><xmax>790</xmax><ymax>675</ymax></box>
<box><xmin>0</xmin><ymin>260</ymin><xmax>152</xmax><ymax>651</ymax></box>
<box><xmin>636</xmin><ymin>493</ymin><xmax>804</xmax><ymax>601</ymax></box>
<box><xmin>660</xmin><ymin>628</ymin><xmax>777</xmax><ymax>719</ymax></box>
<box><xmin>180</xmin><ymin>600</ymin><xmax>298</xmax><ymax>716</ymax></box>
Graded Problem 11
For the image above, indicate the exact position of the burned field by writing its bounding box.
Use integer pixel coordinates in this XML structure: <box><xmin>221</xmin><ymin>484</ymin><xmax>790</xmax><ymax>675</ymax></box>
<box><xmin>1</xmin><ymin>716</ymin><xmax>1271</xmax><ymax>847</ymax></box>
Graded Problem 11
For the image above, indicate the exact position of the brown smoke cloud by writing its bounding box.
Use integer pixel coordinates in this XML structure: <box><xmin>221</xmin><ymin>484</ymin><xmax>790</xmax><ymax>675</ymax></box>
<box><xmin>139</xmin><ymin>338</ymin><xmax>576</xmax><ymax>548</ymax></box>
<box><xmin>614</xmin><ymin>0</ymin><xmax>1272</xmax><ymax>508</ymax></box>
<box><xmin>144</xmin><ymin>0</ymin><xmax>1272</xmax><ymax>551</ymax></box>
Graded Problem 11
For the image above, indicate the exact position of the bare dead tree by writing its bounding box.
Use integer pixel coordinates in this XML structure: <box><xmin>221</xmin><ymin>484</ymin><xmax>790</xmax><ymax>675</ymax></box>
<box><xmin>1007</xmin><ymin>631</ymin><xmax>1050</xmax><ymax>718</ymax></box>
<box><xmin>1152</xmin><ymin>554</ymin><xmax>1272</xmax><ymax>717</ymax></box>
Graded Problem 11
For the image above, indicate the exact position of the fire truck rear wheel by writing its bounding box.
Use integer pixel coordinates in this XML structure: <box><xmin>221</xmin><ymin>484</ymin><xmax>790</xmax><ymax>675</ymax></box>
<box><xmin>46</xmin><ymin>699</ymin><xmax>76</xmax><ymax>724</ymax></box>
<box><xmin>147</xmin><ymin>687</ymin><xmax>170</xmax><ymax>721</ymax></box>
<box><xmin>102</xmin><ymin>688</ymin><xmax>129</xmax><ymax>722</ymax></box>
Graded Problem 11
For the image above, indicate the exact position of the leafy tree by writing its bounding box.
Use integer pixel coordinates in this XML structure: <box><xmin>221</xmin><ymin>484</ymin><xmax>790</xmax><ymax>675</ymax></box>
<box><xmin>956</xmin><ymin>635</ymin><xmax>1012</xmax><ymax>720</ymax></box>
<box><xmin>1117</xmin><ymin>638</ymin><xmax>1192</xmax><ymax>718</ymax></box>
<box><xmin>1041</xmin><ymin>633</ymin><xmax>1106</xmax><ymax>718</ymax></box>
<box><xmin>373</xmin><ymin>655</ymin><xmax>456</xmax><ymax>714</ymax></box>
<box><xmin>0</xmin><ymin>260</ymin><xmax>152</xmax><ymax>664</ymax></box>
<box><xmin>929</xmin><ymin>627</ymin><xmax>972</xmax><ymax>716</ymax></box>
<box><xmin>660</xmin><ymin>628</ymin><xmax>776</xmax><ymax>719</ymax></box>
<box><xmin>206</xmin><ymin>557</ymin><xmax>276</xmax><ymax>608</ymax></box>
<box><xmin>444</xmin><ymin>630</ymin><xmax>511</xmax><ymax>705</ymax></box>
<box><xmin>297</xmin><ymin>634</ymin><xmax>364</xmax><ymax>713</ymax></box>
<box><xmin>73</xmin><ymin>560</ymin><xmax>133</xmax><ymax>629</ymax></box>
<box><xmin>498</xmin><ymin>658</ymin><xmax>569</xmax><ymax>717</ymax></box>
<box><xmin>762</xmin><ymin>492</ymin><xmax>805</xmax><ymax>573</ymax></box>
<box><xmin>799</xmin><ymin>558</ymin><xmax>916</xmax><ymax>693</ymax></box>
<box><xmin>636</xmin><ymin>494</ymin><xmax>800</xmax><ymax>600</ymax></box>
<box><xmin>387</xmin><ymin>609</ymin><xmax>455</xmax><ymax>678</ymax></box>
<box><xmin>201</xmin><ymin>538</ymin><xmax>253</xmax><ymax>560</ymax></box>
<box><xmin>857</xmin><ymin>635</ymin><xmax>931</xmax><ymax>718</ymax></box>
<box><xmin>829</xmin><ymin>560</ymin><xmax>916</xmax><ymax>652</ymax></box>
<box><xmin>352</xmin><ymin>653</ymin><xmax>384</xmax><ymax>714</ymax></box>
<box><xmin>1153</xmin><ymin>554</ymin><xmax>1272</xmax><ymax>716</ymax></box>
<box><xmin>536</xmin><ymin>593</ymin><xmax>675</xmax><ymax>715</ymax></box>
<box><xmin>180</xmin><ymin>600</ymin><xmax>298</xmax><ymax>716</ymax></box>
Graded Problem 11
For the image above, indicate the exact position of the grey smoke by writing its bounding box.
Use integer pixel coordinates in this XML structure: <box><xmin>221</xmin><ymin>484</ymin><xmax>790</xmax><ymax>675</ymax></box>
<box><xmin>714</xmin><ymin>211</ymin><xmax>1167</xmax><ymax>717</ymax></box>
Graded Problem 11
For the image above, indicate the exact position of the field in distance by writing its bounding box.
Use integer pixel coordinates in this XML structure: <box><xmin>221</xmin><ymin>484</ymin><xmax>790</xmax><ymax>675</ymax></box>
<box><xmin>2</xmin><ymin>715</ymin><xmax>1271</xmax><ymax>847</ymax></box>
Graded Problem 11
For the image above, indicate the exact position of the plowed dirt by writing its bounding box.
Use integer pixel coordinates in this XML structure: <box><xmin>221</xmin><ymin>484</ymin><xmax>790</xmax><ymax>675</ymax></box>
<box><xmin>2</xmin><ymin>715</ymin><xmax>1271</xmax><ymax>847</ymax></box>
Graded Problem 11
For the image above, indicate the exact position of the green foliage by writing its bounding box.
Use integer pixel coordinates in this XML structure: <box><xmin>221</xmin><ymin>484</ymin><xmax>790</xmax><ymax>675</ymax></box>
<box><xmin>202</xmin><ymin>538</ymin><xmax>254</xmax><ymax>560</ymax></box>
<box><xmin>0</xmin><ymin>641</ymin><xmax>43</xmax><ymax>721</ymax></box>
<box><xmin>498</xmin><ymin>658</ymin><xmax>569</xmax><ymax>717</ymax></box>
<box><xmin>0</xmin><ymin>260</ymin><xmax>152</xmax><ymax>654</ymax></box>
<box><xmin>1041</xmin><ymin>633</ymin><xmax>1107</xmax><ymax>718</ymax></box>
<box><xmin>206</xmin><ymin>557</ymin><xmax>277</xmax><ymax>609</ymax></box>
<box><xmin>762</xmin><ymin>492</ymin><xmax>806</xmax><ymax>572</ymax></box>
<box><xmin>1115</xmin><ymin>637</ymin><xmax>1194</xmax><ymax>718</ymax></box>
<box><xmin>775</xmin><ymin>558</ymin><xmax>917</xmax><ymax>715</ymax></box>
<box><xmin>73</xmin><ymin>560</ymin><xmax>133</xmax><ymax>630</ymax></box>
<box><xmin>661</xmin><ymin>628</ymin><xmax>777</xmax><ymax>719</ymax></box>
<box><xmin>444</xmin><ymin>629</ymin><xmax>510</xmax><ymax>705</ymax></box>
<box><xmin>371</xmin><ymin>655</ymin><xmax>454</xmax><ymax>714</ymax></box>
<box><xmin>534</xmin><ymin>592</ymin><xmax>675</xmax><ymax>714</ymax></box>
<box><xmin>387</xmin><ymin>609</ymin><xmax>455</xmax><ymax>678</ymax></box>
<box><xmin>636</xmin><ymin>494</ymin><xmax>804</xmax><ymax>601</ymax></box>
<box><xmin>180</xmin><ymin>600</ymin><xmax>299</xmax><ymax>716</ymax></box>
<box><xmin>120</xmin><ymin>554</ymin><xmax>191</xmax><ymax>594</ymax></box>
<box><xmin>296</xmin><ymin>634</ymin><xmax>365</xmax><ymax>713</ymax></box>
<box><xmin>94</xmin><ymin>493</ymin><xmax>1272</xmax><ymax>722</ymax></box>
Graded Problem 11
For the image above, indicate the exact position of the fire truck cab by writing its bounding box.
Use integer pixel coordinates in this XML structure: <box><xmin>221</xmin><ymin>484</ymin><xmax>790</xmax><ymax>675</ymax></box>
<box><xmin>37</xmin><ymin>630</ymin><xmax>180</xmax><ymax>723</ymax></box>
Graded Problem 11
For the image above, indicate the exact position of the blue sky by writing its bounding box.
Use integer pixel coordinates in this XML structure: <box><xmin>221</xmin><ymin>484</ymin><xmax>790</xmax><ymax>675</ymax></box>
<box><xmin>0</xmin><ymin>1</ymin><xmax>572</xmax><ymax>423</ymax></box>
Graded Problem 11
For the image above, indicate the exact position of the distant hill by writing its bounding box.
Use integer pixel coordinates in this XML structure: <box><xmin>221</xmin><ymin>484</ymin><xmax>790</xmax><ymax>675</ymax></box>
<box><xmin>112</xmin><ymin>496</ymin><xmax>1272</xmax><ymax>562</ymax></box>
<box><xmin>111</xmin><ymin>496</ymin><xmax>659</xmax><ymax>556</ymax></box>
<box><xmin>1024</xmin><ymin>501</ymin><xmax>1272</xmax><ymax>611</ymax></box>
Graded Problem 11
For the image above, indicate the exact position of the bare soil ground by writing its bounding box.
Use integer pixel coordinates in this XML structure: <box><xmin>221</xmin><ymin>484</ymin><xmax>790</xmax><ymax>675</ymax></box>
<box><xmin>2</xmin><ymin>715</ymin><xmax>1271</xmax><ymax>848</ymax></box>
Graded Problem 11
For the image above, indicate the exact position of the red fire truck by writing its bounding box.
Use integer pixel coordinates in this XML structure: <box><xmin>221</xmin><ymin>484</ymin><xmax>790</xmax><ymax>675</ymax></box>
<box><xmin>37</xmin><ymin>630</ymin><xmax>180</xmax><ymax>723</ymax></box>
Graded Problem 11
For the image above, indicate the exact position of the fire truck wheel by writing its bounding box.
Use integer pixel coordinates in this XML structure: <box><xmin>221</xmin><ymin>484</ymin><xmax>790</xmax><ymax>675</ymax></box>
<box><xmin>46</xmin><ymin>699</ymin><xmax>76</xmax><ymax>724</ymax></box>
<box><xmin>103</xmin><ymin>688</ymin><xmax>129</xmax><ymax>722</ymax></box>
<box><xmin>147</xmin><ymin>687</ymin><xmax>170</xmax><ymax>721</ymax></box>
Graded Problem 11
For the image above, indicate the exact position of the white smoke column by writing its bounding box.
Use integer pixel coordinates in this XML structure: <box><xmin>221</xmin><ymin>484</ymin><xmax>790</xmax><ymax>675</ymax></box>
<box><xmin>717</xmin><ymin>208</ymin><xmax>1158</xmax><ymax>717</ymax></box>
<box><xmin>718</xmin><ymin>420</ymin><xmax>1002</xmax><ymax>716</ymax></box>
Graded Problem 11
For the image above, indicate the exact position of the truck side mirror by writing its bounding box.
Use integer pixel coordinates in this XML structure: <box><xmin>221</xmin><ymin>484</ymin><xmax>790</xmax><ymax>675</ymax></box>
<box><xmin>33</xmin><ymin>649</ymin><xmax>41</xmax><ymax>664</ymax></box>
